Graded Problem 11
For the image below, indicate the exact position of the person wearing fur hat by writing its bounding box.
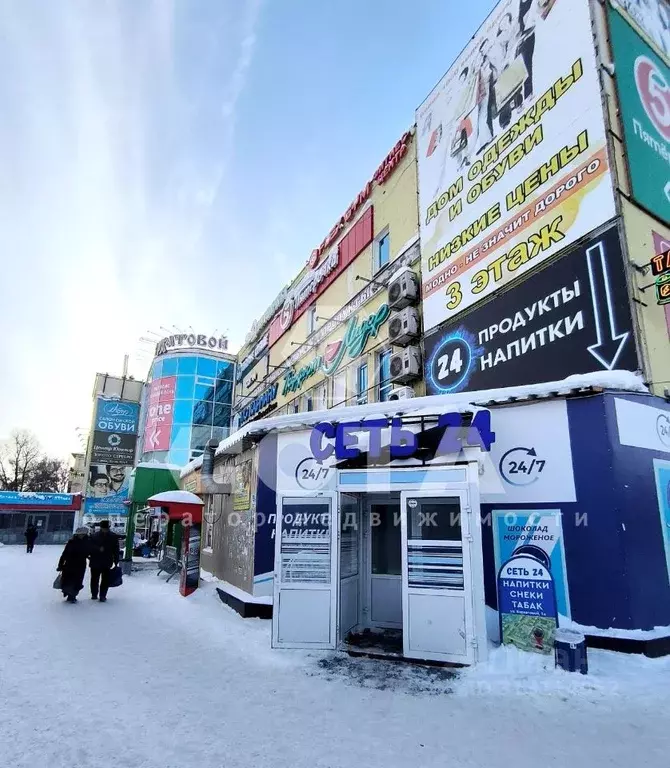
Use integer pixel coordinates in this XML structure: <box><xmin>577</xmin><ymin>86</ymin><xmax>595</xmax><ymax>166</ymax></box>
<box><xmin>57</xmin><ymin>528</ymin><xmax>90</xmax><ymax>603</ymax></box>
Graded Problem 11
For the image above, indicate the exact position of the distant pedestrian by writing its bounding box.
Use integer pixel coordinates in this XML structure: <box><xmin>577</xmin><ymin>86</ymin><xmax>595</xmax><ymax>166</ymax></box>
<box><xmin>57</xmin><ymin>528</ymin><xmax>90</xmax><ymax>603</ymax></box>
<box><xmin>89</xmin><ymin>520</ymin><xmax>120</xmax><ymax>602</ymax></box>
<box><xmin>24</xmin><ymin>523</ymin><xmax>38</xmax><ymax>553</ymax></box>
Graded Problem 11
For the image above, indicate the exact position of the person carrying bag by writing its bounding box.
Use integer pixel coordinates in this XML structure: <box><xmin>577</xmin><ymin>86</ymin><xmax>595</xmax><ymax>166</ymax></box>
<box><xmin>89</xmin><ymin>520</ymin><xmax>120</xmax><ymax>602</ymax></box>
<box><xmin>56</xmin><ymin>528</ymin><xmax>90</xmax><ymax>603</ymax></box>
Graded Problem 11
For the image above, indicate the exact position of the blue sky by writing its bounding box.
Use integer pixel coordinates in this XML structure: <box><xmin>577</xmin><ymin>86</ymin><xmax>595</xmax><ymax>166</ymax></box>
<box><xmin>0</xmin><ymin>0</ymin><xmax>494</xmax><ymax>457</ymax></box>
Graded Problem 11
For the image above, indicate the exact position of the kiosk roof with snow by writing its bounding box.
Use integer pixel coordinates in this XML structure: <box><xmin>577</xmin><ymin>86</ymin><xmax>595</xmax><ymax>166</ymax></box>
<box><xmin>148</xmin><ymin>490</ymin><xmax>204</xmax><ymax>522</ymax></box>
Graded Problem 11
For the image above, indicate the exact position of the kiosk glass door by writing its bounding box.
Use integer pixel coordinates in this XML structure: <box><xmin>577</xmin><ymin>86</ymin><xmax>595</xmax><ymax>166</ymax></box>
<box><xmin>400</xmin><ymin>491</ymin><xmax>475</xmax><ymax>664</ymax></box>
<box><xmin>272</xmin><ymin>494</ymin><xmax>338</xmax><ymax>649</ymax></box>
<box><xmin>367</xmin><ymin>497</ymin><xmax>402</xmax><ymax>628</ymax></box>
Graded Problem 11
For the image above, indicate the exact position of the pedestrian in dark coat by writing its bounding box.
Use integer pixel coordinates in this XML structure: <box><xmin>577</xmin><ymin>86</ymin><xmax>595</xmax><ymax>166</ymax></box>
<box><xmin>25</xmin><ymin>523</ymin><xmax>38</xmax><ymax>553</ymax></box>
<box><xmin>89</xmin><ymin>520</ymin><xmax>120</xmax><ymax>602</ymax></box>
<box><xmin>57</xmin><ymin>528</ymin><xmax>90</xmax><ymax>603</ymax></box>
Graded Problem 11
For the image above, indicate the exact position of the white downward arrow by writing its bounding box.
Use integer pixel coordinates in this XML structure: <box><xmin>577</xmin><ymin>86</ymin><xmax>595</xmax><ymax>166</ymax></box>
<box><xmin>586</xmin><ymin>241</ymin><xmax>630</xmax><ymax>370</ymax></box>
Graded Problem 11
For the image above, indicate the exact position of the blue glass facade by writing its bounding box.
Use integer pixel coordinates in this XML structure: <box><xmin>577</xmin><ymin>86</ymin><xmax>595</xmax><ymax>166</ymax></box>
<box><xmin>141</xmin><ymin>352</ymin><xmax>235</xmax><ymax>467</ymax></box>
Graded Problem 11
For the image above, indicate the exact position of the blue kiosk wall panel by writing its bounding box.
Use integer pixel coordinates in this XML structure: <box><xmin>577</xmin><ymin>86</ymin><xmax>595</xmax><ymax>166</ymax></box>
<box><xmin>254</xmin><ymin>432</ymin><xmax>277</xmax><ymax>582</ymax></box>
<box><xmin>605</xmin><ymin>392</ymin><xmax>670</xmax><ymax>630</ymax></box>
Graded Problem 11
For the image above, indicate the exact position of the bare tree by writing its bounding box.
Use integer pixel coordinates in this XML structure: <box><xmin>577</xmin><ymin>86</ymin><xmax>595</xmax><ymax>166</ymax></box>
<box><xmin>0</xmin><ymin>430</ymin><xmax>68</xmax><ymax>492</ymax></box>
<box><xmin>0</xmin><ymin>430</ymin><xmax>41</xmax><ymax>491</ymax></box>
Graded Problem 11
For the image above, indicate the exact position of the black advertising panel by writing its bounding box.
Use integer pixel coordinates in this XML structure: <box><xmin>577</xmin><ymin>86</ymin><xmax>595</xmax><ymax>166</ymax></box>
<box><xmin>91</xmin><ymin>430</ymin><xmax>137</xmax><ymax>466</ymax></box>
<box><xmin>423</xmin><ymin>225</ymin><xmax>637</xmax><ymax>395</ymax></box>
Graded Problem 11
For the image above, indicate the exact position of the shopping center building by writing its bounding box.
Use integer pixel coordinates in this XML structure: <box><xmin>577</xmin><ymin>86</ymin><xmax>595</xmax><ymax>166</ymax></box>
<box><xmin>139</xmin><ymin>333</ymin><xmax>236</xmax><ymax>467</ymax></box>
<box><xmin>174</xmin><ymin>0</ymin><xmax>669</xmax><ymax>663</ymax></box>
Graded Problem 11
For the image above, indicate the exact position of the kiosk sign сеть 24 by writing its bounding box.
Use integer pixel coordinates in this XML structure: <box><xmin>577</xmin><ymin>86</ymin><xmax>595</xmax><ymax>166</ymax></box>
<box><xmin>498</xmin><ymin>554</ymin><xmax>558</xmax><ymax>654</ymax></box>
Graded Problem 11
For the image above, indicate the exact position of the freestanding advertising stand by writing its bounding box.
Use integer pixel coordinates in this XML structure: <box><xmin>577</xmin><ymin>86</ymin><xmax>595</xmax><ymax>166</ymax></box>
<box><xmin>147</xmin><ymin>491</ymin><xmax>204</xmax><ymax>598</ymax></box>
<box><xmin>179</xmin><ymin>524</ymin><xmax>201</xmax><ymax>597</ymax></box>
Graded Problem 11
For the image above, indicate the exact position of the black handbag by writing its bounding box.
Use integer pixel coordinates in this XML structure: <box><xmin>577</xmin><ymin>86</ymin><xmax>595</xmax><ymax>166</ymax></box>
<box><xmin>109</xmin><ymin>566</ymin><xmax>123</xmax><ymax>588</ymax></box>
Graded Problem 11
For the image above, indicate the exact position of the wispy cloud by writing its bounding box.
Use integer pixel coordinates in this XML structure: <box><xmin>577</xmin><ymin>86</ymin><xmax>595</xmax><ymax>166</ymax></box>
<box><xmin>0</xmin><ymin>0</ymin><xmax>263</xmax><ymax>456</ymax></box>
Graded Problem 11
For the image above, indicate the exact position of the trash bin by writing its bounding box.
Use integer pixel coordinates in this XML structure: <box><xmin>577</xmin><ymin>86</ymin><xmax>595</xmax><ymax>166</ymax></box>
<box><xmin>554</xmin><ymin>628</ymin><xmax>588</xmax><ymax>674</ymax></box>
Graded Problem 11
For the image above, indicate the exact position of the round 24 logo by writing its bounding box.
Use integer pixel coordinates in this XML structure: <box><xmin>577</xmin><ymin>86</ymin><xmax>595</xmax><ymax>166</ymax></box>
<box><xmin>635</xmin><ymin>55</ymin><xmax>670</xmax><ymax>142</ymax></box>
<box><xmin>428</xmin><ymin>336</ymin><xmax>473</xmax><ymax>394</ymax></box>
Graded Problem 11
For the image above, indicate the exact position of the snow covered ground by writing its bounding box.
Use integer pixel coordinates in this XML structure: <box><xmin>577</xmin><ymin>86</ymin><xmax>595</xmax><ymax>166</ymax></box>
<box><xmin>1</xmin><ymin>546</ymin><xmax>669</xmax><ymax>768</ymax></box>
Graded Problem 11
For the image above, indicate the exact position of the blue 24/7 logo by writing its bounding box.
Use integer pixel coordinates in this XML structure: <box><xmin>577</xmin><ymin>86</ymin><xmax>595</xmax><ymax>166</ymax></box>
<box><xmin>499</xmin><ymin>447</ymin><xmax>546</xmax><ymax>486</ymax></box>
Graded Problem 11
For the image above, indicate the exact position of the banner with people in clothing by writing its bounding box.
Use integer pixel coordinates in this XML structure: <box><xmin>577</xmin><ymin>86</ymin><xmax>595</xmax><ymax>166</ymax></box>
<box><xmin>85</xmin><ymin>464</ymin><xmax>132</xmax><ymax>517</ymax></box>
<box><xmin>417</xmin><ymin>0</ymin><xmax>615</xmax><ymax>333</ymax></box>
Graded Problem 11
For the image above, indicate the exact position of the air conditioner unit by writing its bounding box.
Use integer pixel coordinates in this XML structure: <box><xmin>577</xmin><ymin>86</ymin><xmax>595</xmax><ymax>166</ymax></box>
<box><xmin>390</xmin><ymin>346</ymin><xmax>422</xmax><ymax>384</ymax></box>
<box><xmin>388</xmin><ymin>268</ymin><xmax>419</xmax><ymax>310</ymax></box>
<box><xmin>389</xmin><ymin>307</ymin><xmax>420</xmax><ymax>346</ymax></box>
<box><xmin>388</xmin><ymin>386</ymin><xmax>415</xmax><ymax>401</ymax></box>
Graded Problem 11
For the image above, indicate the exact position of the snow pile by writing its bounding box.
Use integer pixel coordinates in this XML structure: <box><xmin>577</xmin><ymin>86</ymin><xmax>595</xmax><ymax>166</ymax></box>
<box><xmin>458</xmin><ymin>643</ymin><xmax>670</xmax><ymax>702</ymax></box>
<box><xmin>2</xmin><ymin>547</ymin><xmax>670</xmax><ymax>768</ymax></box>
<box><xmin>559</xmin><ymin>617</ymin><xmax>670</xmax><ymax>640</ymax></box>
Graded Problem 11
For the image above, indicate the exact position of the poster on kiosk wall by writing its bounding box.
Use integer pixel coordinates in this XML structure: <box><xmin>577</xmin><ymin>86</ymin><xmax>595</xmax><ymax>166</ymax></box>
<box><xmin>416</xmin><ymin>0</ymin><xmax>615</xmax><ymax>333</ymax></box>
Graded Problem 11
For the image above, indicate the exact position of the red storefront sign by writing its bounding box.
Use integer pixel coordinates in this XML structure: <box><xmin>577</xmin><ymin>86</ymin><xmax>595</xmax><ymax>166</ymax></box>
<box><xmin>268</xmin><ymin>208</ymin><xmax>374</xmax><ymax>348</ymax></box>
<box><xmin>311</xmin><ymin>131</ymin><xmax>412</xmax><ymax>263</ymax></box>
<box><xmin>143</xmin><ymin>376</ymin><xmax>176</xmax><ymax>452</ymax></box>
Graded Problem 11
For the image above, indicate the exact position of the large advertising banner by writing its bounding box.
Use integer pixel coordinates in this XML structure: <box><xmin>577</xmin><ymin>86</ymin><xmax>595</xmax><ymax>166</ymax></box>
<box><xmin>86</xmin><ymin>398</ymin><xmax>139</xmax><ymax>518</ymax></box>
<box><xmin>423</xmin><ymin>226</ymin><xmax>637</xmax><ymax>394</ymax></box>
<box><xmin>610</xmin><ymin>0</ymin><xmax>670</xmax><ymax>60</ymax></box>
<box><xmin>86</xmin><ymin>465</ymin><xmax>132</xmax><ymax>517</ymax></box>
<box><xmin>609</xmin><ymin>8</ymin><xmax>670</xmax><ymax>223</ymax></box>
<box><xmin>417</xmin><ymin>0</ymin><xmax>615</xmax><ymax>332</ymax></box>
<box><xmin>91</xmin><ymin>431</ymin><xmax>137</xmax><ymax>465</ymax></box>
<box><xmin>95</xmin><ymin>398</ymin><xmax>140</xmax><ymax>434</ymax></box>
<box><xmin>143</xmin><ymin>376</ymin><xmax>176</xmax><ymax>452</ymax></box>
<box><xmin>493</xmin><ymin>508</ymin><xmax>570</xmax><ymax>618</ymax></box>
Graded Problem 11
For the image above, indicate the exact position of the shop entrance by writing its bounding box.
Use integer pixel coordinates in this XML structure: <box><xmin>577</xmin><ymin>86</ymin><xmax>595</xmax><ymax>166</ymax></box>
<box><xmin>339</xmin><ymin>492</ymin><xmax>403</xmax><ymax>655</ymax></box>
<box><xmin>272</xmin><ymin>466</ymin><xmax>485</xmax><ymax>664</ymax></box>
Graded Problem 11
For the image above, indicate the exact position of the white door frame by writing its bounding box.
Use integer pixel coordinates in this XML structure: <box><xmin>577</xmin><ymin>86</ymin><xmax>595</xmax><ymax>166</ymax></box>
<box><xmin>400</xmin><ymin>488</ymin><xmax>476</xmax><ymax>664</ymax></box>
<box><xmin>363</xmin><ymin>494</ymin><xmax>402</xmax><ymax>630</ymax></box>
<box><xmin>272</xmin><ymin>491</ymin><xmax>339</xmax><ymax>649</ymax></box>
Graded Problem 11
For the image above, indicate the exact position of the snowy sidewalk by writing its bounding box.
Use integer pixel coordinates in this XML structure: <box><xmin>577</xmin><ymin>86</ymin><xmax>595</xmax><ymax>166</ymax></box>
<box><xmin>0</xmin><ymin>546</ymin><xmax>668</xmax><ymax>768</ymax></box>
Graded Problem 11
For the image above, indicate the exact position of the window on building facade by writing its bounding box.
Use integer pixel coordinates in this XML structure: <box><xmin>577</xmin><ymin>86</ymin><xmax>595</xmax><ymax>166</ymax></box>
<box><xmin>306</xmin><ymin>305</ymin><xmax>317</xmax><ymax>336</ymax></box>
<box><xmin>303</xmin><ymin>392</ymin><xmax>313</xmax><ymax>412</ymax></box>
<box><xmin>204</xmin><ymin>514</ymin><xmax>214</xmax><ymax>551</ymax></box>
<box><xmin>291</xmin><ymin>399</ymin><xmax>300</xmax><ymax>414</ymax></box>
<box><xmin>313</xmin><ymin>383</ymin><xmax>327</xmax><ymax>412</ymax></box>
<box><xmin>331</xmin><ymin>370</ymin><xmax>347</xmax><ymax>408</ymax></box>
<box><xmin>377</xmin><ymin>349</ymin><xmax>393</xmax><ymax>402</ymax></box>
<box><xmin>356</xmin><ymin>362</ymin><xmax>368</xmax><ymax>405</ymax></box>
<box><xmin>142</xmin><ymin>353</ymin><xmax>235</xmax><ymax>468</ymax></box>
<box><xmin>374</xmin><ymin>228</ymin><xmax>390</xmax><ymax>273</ymax></box>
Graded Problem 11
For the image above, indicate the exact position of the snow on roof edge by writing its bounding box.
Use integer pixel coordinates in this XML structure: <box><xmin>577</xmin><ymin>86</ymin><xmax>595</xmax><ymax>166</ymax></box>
<box><xmin>148</xmin><ymin>490</ymin><xmax>204</xmax><ymax>505</ymax></box>
<box><xmin>180</xmin><ymin>370</ymin><xmax>648</xmax><ymax>478</ymax></box>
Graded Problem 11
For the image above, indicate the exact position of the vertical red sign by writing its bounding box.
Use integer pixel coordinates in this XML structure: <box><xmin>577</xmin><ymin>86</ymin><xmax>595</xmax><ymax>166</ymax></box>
<box><xmin>143</xmin><ymin>376</ymin><xmax>176</xmax><ymax>452</ymax></box>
